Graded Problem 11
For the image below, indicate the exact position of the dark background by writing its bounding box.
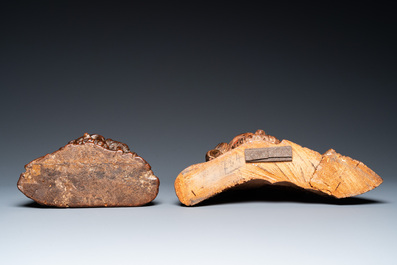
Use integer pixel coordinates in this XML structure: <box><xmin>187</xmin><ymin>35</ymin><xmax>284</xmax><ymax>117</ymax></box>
<box><xmin>1</xmin><ymin>1</ymin><xmax>395</xmax><ymax>186</ymax></box>
<box><xmin>1</xmin><ymin>2</ymin><xmax>396</xmax><ymax>265</ymax></box>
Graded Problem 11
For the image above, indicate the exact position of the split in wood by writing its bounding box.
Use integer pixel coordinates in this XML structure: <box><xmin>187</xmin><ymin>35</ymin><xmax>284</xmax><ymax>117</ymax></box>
<box><xmin>174</xmin><ymin>130</ymin><xmax>383</xmax><ymax>206</ymax></box>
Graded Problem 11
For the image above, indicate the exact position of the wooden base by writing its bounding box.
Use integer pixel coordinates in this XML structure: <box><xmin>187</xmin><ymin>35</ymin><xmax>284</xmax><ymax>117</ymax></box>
<box><xmin>175</xmin><ymin>131</ymin><xmax>382</xmax><ymax>206</ymax></box>
<box><xmin>18</xmin><ymin>133</ymin><xmax>159</xmax><ymax>207</ymax></box>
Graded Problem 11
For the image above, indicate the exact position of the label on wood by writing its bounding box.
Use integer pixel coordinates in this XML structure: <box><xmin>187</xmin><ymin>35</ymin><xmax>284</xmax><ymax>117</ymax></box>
<box><xmin>245</xmin><ymin>146</ymin><xmax>292</xmax><ymax>163</ymax></box>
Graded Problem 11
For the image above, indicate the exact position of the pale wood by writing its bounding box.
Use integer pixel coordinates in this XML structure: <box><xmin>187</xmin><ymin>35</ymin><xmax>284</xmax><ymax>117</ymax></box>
<box><xmin>175</xmin><ymin>130</ymin><xmax>382</xmax><ymax>206</ymax></box>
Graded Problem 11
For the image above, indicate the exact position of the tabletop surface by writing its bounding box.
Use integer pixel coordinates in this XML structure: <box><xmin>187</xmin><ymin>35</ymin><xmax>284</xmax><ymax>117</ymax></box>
<box><xmin>1</xmin><ymin>181</ymin><xmax>396</xmax><ymax>265</ymax></box>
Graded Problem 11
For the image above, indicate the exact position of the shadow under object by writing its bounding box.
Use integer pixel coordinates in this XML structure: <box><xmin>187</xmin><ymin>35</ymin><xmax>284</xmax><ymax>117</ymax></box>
<box><xmin>189</xmin><ymin>181</ymin><xmax>385</xmax><ymax>207</ymax></box>
<box><xmin>17</xmin><ymin>200</ymin><xmax>158</xmax><ymax>209</ymax></box>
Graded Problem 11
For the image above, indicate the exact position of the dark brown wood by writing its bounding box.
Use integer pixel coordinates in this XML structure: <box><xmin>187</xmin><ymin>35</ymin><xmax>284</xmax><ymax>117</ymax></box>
<box><xmin>17</xmin><ymin>133</ymin><xmax>159</xmax><ymax>207</ymax></box>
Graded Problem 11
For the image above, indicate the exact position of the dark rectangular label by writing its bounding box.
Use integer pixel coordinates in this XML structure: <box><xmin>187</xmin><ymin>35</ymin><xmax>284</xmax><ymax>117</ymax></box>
<box><xmin>244</xmin><ymin>146</ymin><xmax>292</xmax><ymax>163</ymax></box>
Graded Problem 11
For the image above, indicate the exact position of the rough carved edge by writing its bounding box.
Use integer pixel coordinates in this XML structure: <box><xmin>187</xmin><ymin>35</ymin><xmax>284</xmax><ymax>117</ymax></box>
<box><xmin>205</xmin><ymin>129</ymin><xmax>280</xmax><ymax>161</ymax></box>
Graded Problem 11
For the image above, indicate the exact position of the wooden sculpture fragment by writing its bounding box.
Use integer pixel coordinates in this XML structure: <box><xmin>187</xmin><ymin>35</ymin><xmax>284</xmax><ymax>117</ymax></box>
<box><xmin>18</xmin><ymin>133</ymin><xmax>159</xmax><ymax>207</ymax></box>
<box><xmin>175</xmin><ymin>130</ymin><xmax>383</xmax><ymax>206</ymax></box>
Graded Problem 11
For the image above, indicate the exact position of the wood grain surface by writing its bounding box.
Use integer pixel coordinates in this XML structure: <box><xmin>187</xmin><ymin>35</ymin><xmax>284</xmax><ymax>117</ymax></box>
<box><xmin>18</xmin><ymin>133</ymin><xmax>159</xmax><ymax>207</ymax></box>
<box><xmin>175</xmin><ymin>130</ymin><xmax>382</xmax><ymax>206</ymax></box>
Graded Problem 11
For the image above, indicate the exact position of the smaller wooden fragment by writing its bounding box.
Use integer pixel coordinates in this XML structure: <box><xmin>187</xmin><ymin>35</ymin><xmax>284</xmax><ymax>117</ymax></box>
<box><xmin>18</xmin><ymin>133</ymin><xmax>159</xmax><ymax>207</ymax></box>
<box><xmin>245</xmin><ymin>146</ymin><xmax>292</xmax><ymax>162</ymax></box>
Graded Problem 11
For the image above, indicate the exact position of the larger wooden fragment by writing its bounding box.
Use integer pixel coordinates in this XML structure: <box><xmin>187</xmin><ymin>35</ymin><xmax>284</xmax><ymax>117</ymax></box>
<box><xmin>175</xmin><ymin>130</ymin><xmax>382</xmax><ymax>206</ymax></box>
<box><xmin>18</xmin><ymin>133</ymin><xmax>159</xmax><ymax>207</ymax></box>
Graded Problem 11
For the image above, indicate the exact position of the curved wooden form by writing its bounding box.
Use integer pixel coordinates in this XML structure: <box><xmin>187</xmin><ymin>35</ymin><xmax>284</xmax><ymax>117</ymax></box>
<box><xmin>175</xmin><ymin>130</ymin><xmax>382</xmax><ymax>206</ymax></box>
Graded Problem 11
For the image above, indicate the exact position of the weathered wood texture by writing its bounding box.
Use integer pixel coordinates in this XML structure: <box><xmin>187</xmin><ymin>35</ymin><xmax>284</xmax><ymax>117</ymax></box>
<box><xmin>175</xmin><ymin>130</ymin><xmax>382</xmax><ymax>206</ymax></box>
<box><xmin>18</xmin><ymin>133</ymin><xmax>159</xmax><ymax>207</ymax></box>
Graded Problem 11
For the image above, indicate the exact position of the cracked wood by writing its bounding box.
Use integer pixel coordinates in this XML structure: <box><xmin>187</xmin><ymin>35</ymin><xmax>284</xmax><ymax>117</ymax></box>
<box><xmin>175</xmin><ymin>130</ymin><xmax>383</xmax><ymax>206</ymax></box>
<box><xmin>18</xmin><ymin>133</ymin><xmax>159</xmax><ymax>207</ymax></box>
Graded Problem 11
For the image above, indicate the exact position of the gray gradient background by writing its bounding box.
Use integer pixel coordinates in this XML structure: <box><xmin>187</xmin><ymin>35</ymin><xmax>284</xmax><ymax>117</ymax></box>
<box><xmin>1</xmin><ymin>2</ymin><xmax>396</xmax><ymax>264</ymax></box>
